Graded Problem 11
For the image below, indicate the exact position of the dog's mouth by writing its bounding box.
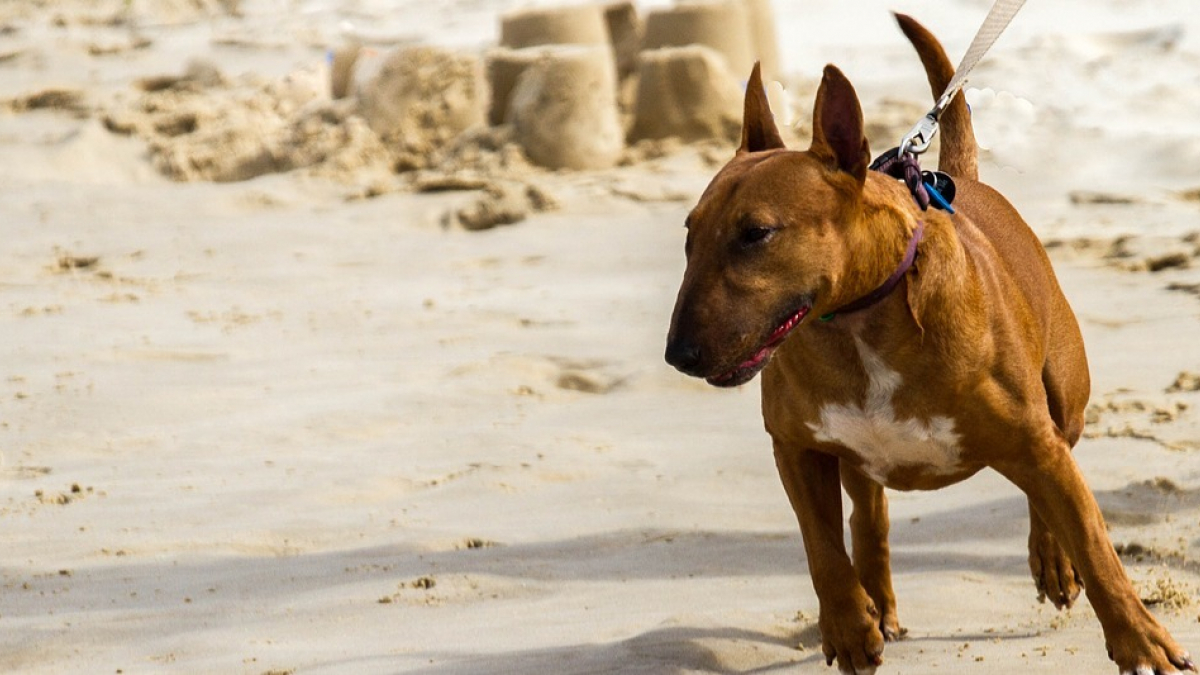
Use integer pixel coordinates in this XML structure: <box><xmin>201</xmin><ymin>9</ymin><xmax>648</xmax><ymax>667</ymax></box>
<box><xmin>706</xmin><ymin>303</ymin><xmax>811</xmax><ymax>388</ymax></box>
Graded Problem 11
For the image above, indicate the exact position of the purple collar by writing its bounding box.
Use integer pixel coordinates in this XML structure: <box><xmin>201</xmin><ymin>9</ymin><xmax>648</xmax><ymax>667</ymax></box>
<box><xmin>818</xmin><ymin>220</ymin><xmax>925</xmax><ymax>322</ymax></box>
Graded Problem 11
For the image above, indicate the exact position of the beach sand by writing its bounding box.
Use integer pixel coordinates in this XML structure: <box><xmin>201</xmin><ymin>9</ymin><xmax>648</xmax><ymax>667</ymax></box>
<box><xmin>2</xmin><ymin>1</ymin><xmax>1200</xmax><ymax>673</ymax></box>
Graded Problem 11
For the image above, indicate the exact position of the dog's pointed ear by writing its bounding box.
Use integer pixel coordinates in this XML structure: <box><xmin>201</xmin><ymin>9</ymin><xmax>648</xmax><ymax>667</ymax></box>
<box><xmin>809</xmin><ymin>65</ymin><xmax>869</xmax><ymax>183</ymax></box>
<box><xmin>738</xmin><ymin>62</ymin><xmax>786</xmax><ymax>154</ymax></box>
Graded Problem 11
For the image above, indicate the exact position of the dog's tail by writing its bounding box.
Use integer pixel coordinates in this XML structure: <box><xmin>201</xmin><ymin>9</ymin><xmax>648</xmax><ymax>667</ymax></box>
<box><xmin>894</xmin><ymin>13</ymin><xmax>978</xmax><ymax>181</ymax></box>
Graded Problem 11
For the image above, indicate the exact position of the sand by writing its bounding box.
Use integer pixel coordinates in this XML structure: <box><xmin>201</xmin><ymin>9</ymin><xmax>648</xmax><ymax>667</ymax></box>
<box><xmin>2</xmin><ymin>1</ymin><xmax>1200</xmax><ymax>674</ymax></box>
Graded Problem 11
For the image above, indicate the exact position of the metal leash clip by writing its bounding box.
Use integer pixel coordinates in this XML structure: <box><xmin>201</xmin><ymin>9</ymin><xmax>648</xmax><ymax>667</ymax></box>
<box><xmin>898</xmin><ymin>113</ymin><xmax>939</xmax><ymax>157</ymax></box>
<box><xmin>897</xmin><ymin>86</ymin><xmax>962</xmax><ymax>158</ymax></box>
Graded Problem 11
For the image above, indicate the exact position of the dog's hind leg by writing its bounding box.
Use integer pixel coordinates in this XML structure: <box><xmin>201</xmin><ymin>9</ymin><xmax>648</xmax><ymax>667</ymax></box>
<box><xmin>1028</xmin><ymin>505</ymin><xmax>1082</xmax><ymax>609</ymax></box>
<box><xmin>841</xmin><ymin>465</ymin><xmax>905</xmax><ymax>642</ymax></box>
<box><xmin>1028</xmin><ymin>334</ymin><xmax>1089</xmax><ymax>609</ymax></box>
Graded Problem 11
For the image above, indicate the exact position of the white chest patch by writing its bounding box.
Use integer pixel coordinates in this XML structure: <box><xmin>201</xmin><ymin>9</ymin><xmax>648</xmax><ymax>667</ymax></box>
<box><xmin>807</xmin><ymin>336</ymin><xmax>963</xmax><ymax>484</ymax></box>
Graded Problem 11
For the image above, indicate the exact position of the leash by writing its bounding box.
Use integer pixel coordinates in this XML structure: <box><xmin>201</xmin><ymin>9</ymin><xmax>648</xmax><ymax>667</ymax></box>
<box><xmin>897</xmin><ymin>0</ymin><xmax>1027</xmax><ymax>158</ymax></box>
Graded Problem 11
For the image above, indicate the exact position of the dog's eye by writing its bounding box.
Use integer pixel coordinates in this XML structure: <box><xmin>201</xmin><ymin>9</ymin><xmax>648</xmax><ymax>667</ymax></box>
<box><xmin>739</xmin><ymin>226</ymin><xmax>775</xmax><ymax>247</ymax></box>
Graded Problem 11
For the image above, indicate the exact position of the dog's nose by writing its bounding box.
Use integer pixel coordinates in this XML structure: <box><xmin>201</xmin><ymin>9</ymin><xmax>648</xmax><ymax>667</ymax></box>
<box><xmin>665</xmin><ymin>338</ymin><xmax>703</xmax><ymax>374</ymax></box>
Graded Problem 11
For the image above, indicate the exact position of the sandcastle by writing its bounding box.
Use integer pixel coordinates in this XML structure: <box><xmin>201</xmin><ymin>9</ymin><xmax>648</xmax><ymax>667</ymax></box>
<box><xmin>643</xmin><ymin>1</ymin><xmax>755</xmax><ymax>80</ymax></box>
<box><xmin>491</xmin><ymin>4</ymin><xmax>622</xmax><ymax>169</ymax></box>
<box><xmin>486</xmin><ymin>47</ymin><xmax>549</xmax><ymax>127</ymax></box>
<box><xmin>628</xmin><ymin>45</ymin><xmax>743</xmax><ymax>143</ymax></box>
<box><xmin>499</xmin><ymin>4</ymin><xmax>610</xmax><ymax>50</ymax></box>
<box><xmin>506</xmin><ymin>46</ymin><xmax>624</xmax><ymax>170</ymax></box>
<box><xmin>491</xmin><ymin>0</ymin><xmax>780</xmax><ymax>165</ymax></box>
<box><xmin>350</xmin><ymin>0</ymin><xmax>782</xmax><ymax>171</ymax></box>
<box><xmin>110</xmin><ymin>0</ymin><xmax>783</xmax><ymax>184</ymax></box>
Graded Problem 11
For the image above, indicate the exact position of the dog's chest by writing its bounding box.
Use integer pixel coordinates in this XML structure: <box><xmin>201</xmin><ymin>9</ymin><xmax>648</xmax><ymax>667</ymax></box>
<box><xmin>806</xmin><ymin>337</ymin><xmax>963</xmax><ymax>485</ymax></box>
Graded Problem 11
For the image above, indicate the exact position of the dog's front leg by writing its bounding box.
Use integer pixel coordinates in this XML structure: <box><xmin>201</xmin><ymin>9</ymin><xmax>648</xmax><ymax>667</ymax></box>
<box><xmin>841</xmin><ymin>465</ymin><xmax>904</xmax><ymax>642</ymax></box>
<box><xmin>997</xmin><ymin>427</ymin><xmax>1194</xmax><ymax>675</ymax></box>
<box><xmin>775</xmin><ymin>442</ymin><xmax>885</xmax><ymax>674</ymax></box>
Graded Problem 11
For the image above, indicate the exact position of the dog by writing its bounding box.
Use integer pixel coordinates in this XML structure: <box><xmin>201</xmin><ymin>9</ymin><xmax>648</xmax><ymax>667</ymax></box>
<box><xmin>665</xmin><ymin>14</ymin><xmax>1193</xmax><ymax>675</ymax></box>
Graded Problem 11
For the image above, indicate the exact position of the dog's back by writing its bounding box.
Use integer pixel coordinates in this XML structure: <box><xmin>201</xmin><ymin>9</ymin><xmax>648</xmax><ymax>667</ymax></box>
<box><xmin>898</xmin><ymin>13</ymin><xmax>1090</xmax><ymax>443</ymax></box>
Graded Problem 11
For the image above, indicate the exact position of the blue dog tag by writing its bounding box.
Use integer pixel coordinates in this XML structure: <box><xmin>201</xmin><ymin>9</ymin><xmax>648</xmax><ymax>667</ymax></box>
<box><xmin>922</xmin><ymin>171</ymin><xmax>956</xmax><ymax>214</ymax></box>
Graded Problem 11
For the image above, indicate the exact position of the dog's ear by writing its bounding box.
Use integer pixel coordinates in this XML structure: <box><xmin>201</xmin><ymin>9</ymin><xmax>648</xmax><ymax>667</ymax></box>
<box><xmin>809</xmin><ymin>65</ymin><xmax>869</xmax><ymax>183</ymax></box>
<box><xmin>738</xmin><ymin>62</ymin><xmax>786</xmax><ymax>154</ymax></box>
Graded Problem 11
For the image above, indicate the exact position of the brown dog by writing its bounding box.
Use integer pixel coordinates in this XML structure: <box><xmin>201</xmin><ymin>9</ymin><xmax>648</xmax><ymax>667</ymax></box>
<box><xmin>665</xmin><ymin>14</ymin><xmax>1193</xmax><ymax>675</ymax></box>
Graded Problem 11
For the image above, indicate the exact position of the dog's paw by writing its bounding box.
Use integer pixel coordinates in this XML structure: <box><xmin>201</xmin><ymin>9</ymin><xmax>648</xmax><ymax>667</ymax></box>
<box><xmin>879</xmin><ymin>614</ymin><xmax>907</xmax><ymax>643</ymax></box>
<box><xmin>1029</xmin><ymin>529</ymin><xmax>1082</xmax><ymax>609</ymax></box>
<box><xmin>819</xmin><ymin>590</ymin><xmax>886</xmax><ymax>674</ymax></box>
<box><xmin>1107</xmin><ymin>626</ymin><xmax>1195</xmax><ymax>674</ymax></box>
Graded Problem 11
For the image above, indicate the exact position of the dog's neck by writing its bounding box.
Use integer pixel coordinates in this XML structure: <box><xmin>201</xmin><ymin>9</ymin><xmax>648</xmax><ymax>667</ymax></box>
<box><xmin>824</xmin><ymin>180</ymin><xmax>925</xmax><ymax>314</ymax></box>
<box><xmin>820</xmin><ymin>219</ymin><xmax>924</xmax><ymax>322</ymax></box>
<box><xmin>819</xmin><ymin>178</ymin><xmax>971</xmax><ymax>349</ymax></box>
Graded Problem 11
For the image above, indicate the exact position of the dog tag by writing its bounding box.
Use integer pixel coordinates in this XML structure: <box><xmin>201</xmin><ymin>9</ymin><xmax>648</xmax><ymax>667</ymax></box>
<box><xmin>922</xmin><ymin>171</ymin><xmax>956</xmax><ymax>213</ymax></box>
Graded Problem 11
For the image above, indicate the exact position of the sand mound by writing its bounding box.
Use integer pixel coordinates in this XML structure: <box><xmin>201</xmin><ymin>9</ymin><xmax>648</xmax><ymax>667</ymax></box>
<box><xmin>105</xmin><ymin>85</ymin><xmax>285</xmax><ymax>183</ymax></box>
<box><xmin>74</xmin><ymin>0</ymin><xmax>773</xmax><ymax>186</ymax></box>
<box><xmin>282</xmin><ymin>104</ymin><xmax>395</xmax><ymax>181</ymax></box>
<box><xmin>508</xmin><ymin>46</ymin><xmax>623</xmax><ymax>170</ymax></box>
<box><xmin>628</xmin><ymin>45</ymin><xmax>742</xmax><ymax>143</ymax></box>
<box><xmin>101</xmin><ymin>52</ymin><xmax>533</xmax><ymax>187</ymax></box>
<box><xmin>103</xmin><ymin>62</ymin><xmax>390</xmax><ymax>183</ymax></box>
<box><xmin>435</xmin><ymin>125</ymin><xmax>534</xmax><ymax>178</ymax></box>
<box><xmin>357</xmin><ymin>46</ymin><xmax>486</xmax><ymax>171</ymax></box>
<box><xmin>2</xmin><ymin>88</ymin><xmax>88</xmax><ymax>115</ymax></box>
<box><xmin>447</xmin><ymin>180</ymin><xmax>558</xmax><ymax>231</ymax></box>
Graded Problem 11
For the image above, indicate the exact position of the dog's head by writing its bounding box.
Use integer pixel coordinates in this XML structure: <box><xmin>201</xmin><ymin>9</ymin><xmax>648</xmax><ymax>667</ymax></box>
<box><xmin>665</xmin><ymin>63</ymin><xmax>872</xmax><ymax>387</ymax></box>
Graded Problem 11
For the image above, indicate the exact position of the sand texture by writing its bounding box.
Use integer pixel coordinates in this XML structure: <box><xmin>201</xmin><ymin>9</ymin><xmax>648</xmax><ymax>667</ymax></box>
<box><xmin>3</xmin><ymin>1</ymin><xmax>1200</xmax><ymax>674</ymax></box>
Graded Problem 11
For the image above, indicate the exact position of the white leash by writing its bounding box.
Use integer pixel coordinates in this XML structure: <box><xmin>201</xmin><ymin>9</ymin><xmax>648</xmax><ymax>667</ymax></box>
<box><xmin>898</xmin><ymin>0</ymin><xmax>1028</xmax><ymax>157</ymax></box>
